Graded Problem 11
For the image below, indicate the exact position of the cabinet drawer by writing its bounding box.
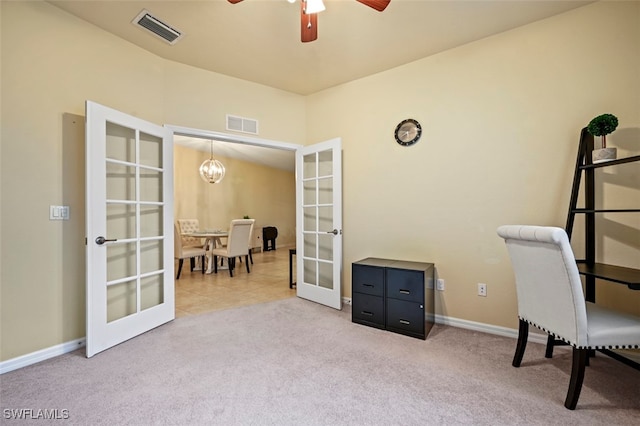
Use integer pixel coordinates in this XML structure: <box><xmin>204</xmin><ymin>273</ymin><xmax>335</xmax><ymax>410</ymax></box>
<box><xmin>386</xmin><ymin>298</ymin><xmax>424</xmax><ymax>338</ymax></box>
<box><xmin>352</xmin><ymin>264</ymin><xmax>384</xmax><ymax>297</ymax></box>
<box><xmin>386</xmin><ymin>268</ymin><xmax>424</xmax><ymax>302</ymax></box>
<box><xmin>352</xmin><ymin>293</ymin><xmax>384</xmax><ymax>328</ymax></box>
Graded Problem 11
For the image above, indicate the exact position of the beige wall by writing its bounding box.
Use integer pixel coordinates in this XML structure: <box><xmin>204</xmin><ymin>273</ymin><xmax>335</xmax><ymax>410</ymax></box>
<box><xmin>1</xmin><ymin>1</ymin><xmax>638</xmax><ymax>362</ymax></box>
<box><xmin>306</xmin><ymin>0</ymin><xmax>640</xmax><ymax>327</ymax></box>
<box><xmin>174</xmin><ymin>145</ymin><xmax>296</xmax><ymax>247</ymax></box>
<box><xmin>0</xmin><ymin>1</ymin><xmax>304</xmax><ymax>361</ymax></box>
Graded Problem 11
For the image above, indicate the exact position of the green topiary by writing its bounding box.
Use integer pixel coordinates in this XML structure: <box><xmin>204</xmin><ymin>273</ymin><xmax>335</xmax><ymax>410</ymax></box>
<box><xmin>587</xmin><ymin>113</ymin><xmax>618</xmax><ymax>148</ymax></box>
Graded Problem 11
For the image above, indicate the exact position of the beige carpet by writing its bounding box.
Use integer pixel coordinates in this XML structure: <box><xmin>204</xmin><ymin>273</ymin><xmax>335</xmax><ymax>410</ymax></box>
<box><xmin>1</xmin><ymin>297</ymin><xmax>638</xmax><ymax>425</ymax></box>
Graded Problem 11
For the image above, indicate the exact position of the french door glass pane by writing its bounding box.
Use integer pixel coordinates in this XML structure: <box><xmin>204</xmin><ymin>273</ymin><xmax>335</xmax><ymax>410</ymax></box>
<box><xmin>107</xmin><ymin>242</ymin><xmax>137</xmax><ymax>282</ymax></box>
<box><xmin>304</xmin><ymin>234</ymin><xmax>316</xmax><ymax>258</ymax></box>
<box><xmin>140</xmin><ymin>240</ymin><xmax>163</xmax><ymax>274</ymax></box>
<box><xmin>318</xmin><ymin>177</ymin><xmax>332</xmax><ymax>204</ymax></box>
<box><xmin>106</xmin><ymin>163</ymin><xmax>136</xmax><ymax>201</ymax></box>
<box><xmin>107</xmin><ymin>280</ymin><xmax>137</xmax><ymax>323</ymax></box>
<box><xmin>304</xmin><ymin>259</ymin><xmax>317</xmax><ymax>285</ymax></box>
<box><xmin>303</xmin><ymin>207</ymin><xmax>316</xmax><ymax>231</ymax></box>
<box><xmin>107</xmin><ymin>204</ymin><xmax>136</xmax><ymax>240</ymax></box>
<box><xmin>139</xmin><ymin>132</ymin><xmax>163</xmax><ymax>168</ymax></box>
<box><xmin>318</xmin><ymin>261</ymin><xmax>333</xmax><ymax>289</ymax></box>
<box><xmin>106</xmin><ymin>122</ymin><xmax>135</xmax><ymax>162</ymax></box>
<box><xmin>318</xmin><ymin>234</ymin><xmax>333</xmax><ymax>261</ymax></box>
<box><xmin>140</xmin><ymin>205</ymin><xmax>163</xmax><ymax>238</ymax></box>
<box><xmin>318</xmin><ymin>150</ymin><xmax>332</xmax><ymax>176</ymax></box>
<box><xmin>303</xmin><ymin>180</ymin><xmax>316</xmax><ymax>205</ymax></box>
<box><xmin>303</xmin><ymin>153</ymin><xmax>316</xmax><ymax>178</ymax></box>
<box><xmin>140</xmin><ymin>168</ymin><xmax>163</xmax><ymax>202</ymax></box>
<box><xmin>318</xmin><ymin>206</ymin><xmax>333</xmax><ymax>233</ymax></box>
<box><xmin>141</xmin><ymin>274</ymin><xmax>164</xmax><ymax>311</ymax></box>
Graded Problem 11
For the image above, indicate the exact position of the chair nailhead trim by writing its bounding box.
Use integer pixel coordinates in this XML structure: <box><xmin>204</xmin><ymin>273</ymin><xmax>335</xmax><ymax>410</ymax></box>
<box><xmin>519</xmin><ymin>317</ymin><xmax>640</xmax><ymax>350</ymax></box>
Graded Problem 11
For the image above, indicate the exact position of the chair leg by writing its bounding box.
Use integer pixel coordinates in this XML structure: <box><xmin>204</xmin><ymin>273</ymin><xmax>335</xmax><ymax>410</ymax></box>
<box><xmin>245</xmin><ymin>255</ymin><xmax>250</xmax><ymax>273</ymax></box>
<box><xmin>213</xmin><ymin>255</ymin><xmax>218</xmax><ymax>274</ymax></box>
<box><xmin>545</xmin><ymin>334</ymin><xmax>555</xmax><ymax>358</ymax></box>
<box><xmin>201</xmin><ymin>255</ymin><xmax>205</xmax><ymax>274</ymax></box>
<box><xmin>229</xmin><ymin>257</ymin><xmax>234</xmax><ymax>277</ymax></box>
<box><xmin>249</xmin><ymin>248</ymin><xmax>253</xmax><ymax>265</ymax></box>
<box><xmin>564</xmin><ymin>348</ymin><xmax>587</xmax><ymax>410</ymax></box>
<box><xmin>176</xmin><ymin>259</ymin><xmax>184</xmax><ymax>279</ymax></box>
<box><xmin>512</xmin><ymin>319</ymin><xmax>529</xmax><ymax>367</ymax></box>
<box><xmin>190</xmin><ymin>257</ymin><xmax>195</xmax><ymax>272</ymax></box>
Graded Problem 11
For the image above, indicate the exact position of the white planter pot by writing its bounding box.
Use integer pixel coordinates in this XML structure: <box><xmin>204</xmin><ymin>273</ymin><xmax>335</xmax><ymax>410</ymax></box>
<box><xmin>592</xmin><ymin>147</ymin><xmax>617</xmax><ymax>163</ymax></box>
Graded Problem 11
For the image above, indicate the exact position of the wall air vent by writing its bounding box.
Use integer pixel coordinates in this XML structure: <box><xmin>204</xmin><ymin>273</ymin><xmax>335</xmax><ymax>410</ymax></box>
<box><xmin>226</xmin><ymin>115</ymin><xmax>259</xmax><ymax>135</ymax></box>
<box><xmin>132</xmin><ymin>10</ymin><xmax>183</xmax><ymax>45</ymax></box>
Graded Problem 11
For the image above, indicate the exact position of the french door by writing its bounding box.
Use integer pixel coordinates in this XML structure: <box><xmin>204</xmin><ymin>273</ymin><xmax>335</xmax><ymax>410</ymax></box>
<box><xmin>295</xmin><ymin>138</ymin><xmax>343</xmax><ymax>309</ymax></box>
<box><xmin>85</xmin><ymin>101</ymin><xmax>174</xmax><ymax>357</ymax></box>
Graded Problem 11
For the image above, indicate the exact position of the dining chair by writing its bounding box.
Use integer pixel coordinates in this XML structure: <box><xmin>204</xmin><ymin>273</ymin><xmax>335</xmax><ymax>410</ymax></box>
<box><xmin>210</xmin><ymin>219</ymin><xmax>255</xmax><ymax>277</ymax></box>
<box><xmin>177</xmin><ymin>219</ymin><xmax>206</xmax><ymax>249</ymax></box>
<box><xmin>174</xmin><ymin>224</ymin><xmax>206</xmax><ymax>279</ymax></box>
<box><xmin>497</xmin><ymin>225</ymin><xmax>640</xmax><ymax>409</ymax></box>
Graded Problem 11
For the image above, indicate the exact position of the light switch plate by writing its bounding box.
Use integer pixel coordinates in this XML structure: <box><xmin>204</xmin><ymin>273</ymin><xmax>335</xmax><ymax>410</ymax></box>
<box><xmin>50</xmin><ymin>205</ymin><xmax>70</xmax><ymax>220</ymax></box>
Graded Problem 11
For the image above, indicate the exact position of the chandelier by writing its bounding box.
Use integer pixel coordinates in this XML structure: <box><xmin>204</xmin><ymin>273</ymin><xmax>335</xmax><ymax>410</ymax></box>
<box><xmin>199</xmin><ymin>140</ymin><xmax>225</xmax><ymax>184</ymax></box>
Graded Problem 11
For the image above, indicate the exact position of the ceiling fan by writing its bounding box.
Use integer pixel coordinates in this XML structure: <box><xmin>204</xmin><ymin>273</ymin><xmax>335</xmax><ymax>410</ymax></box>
<box><xmin>227</xmin><ymin>0</ymin><xmax>391</xmax><ymax>43</ymax></box>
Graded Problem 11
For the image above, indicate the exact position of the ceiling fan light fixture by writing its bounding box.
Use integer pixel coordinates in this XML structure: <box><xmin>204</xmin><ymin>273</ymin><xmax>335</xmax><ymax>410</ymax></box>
<box><xmin>304</xmin><ymin>0</ymin><xmax>326</xmax><ymax>14</ymax></box>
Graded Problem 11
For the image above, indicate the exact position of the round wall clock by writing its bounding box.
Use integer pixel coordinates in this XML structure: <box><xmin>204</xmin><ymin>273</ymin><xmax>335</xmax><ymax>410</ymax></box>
<box><xmin>394</xmin><ymin>119</ymin><xmax>422</xmax><ymax>146</ymax></box>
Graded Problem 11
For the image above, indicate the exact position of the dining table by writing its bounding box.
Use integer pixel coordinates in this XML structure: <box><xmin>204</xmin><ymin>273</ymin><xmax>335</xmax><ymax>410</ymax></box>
<box><xmin>184</xmin><ymin>230</ymin><xmax>229</xmax><ymax>274</ymax></box>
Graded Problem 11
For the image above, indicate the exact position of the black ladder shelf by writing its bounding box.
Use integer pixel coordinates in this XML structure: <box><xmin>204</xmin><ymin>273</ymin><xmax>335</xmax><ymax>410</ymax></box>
<box><xmin>551</xmin><ymin>127</ymin><xmax>640</xmax><ymax>370</ymax></box>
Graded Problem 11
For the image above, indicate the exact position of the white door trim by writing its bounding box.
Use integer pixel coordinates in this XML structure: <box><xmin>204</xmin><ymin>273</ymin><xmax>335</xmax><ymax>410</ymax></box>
<box><xmin>166</xmin><ymin>125</ymin><xmax>302</xmax><ymax>152</ymax></box>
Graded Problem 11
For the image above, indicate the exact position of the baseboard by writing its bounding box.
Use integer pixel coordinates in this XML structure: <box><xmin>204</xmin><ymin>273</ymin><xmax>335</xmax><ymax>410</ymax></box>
<box><xmin>1</xmin><ymin>310</ymin><xmax>553</xmax><ymax>375</ymax></box>
<box><xmin>345</xmin><ymin>298</ymin><xmax>549</xmax><ymax>345</ymax></box>
<box><xmin>434</xmin><ymin>314</ymin><xmax>549</xmax><ymax>345</ymax></box>
<box><xmin>0</xmin><ymin>338</ymin><xmax>86</xmax><ymax>375</ymax></box>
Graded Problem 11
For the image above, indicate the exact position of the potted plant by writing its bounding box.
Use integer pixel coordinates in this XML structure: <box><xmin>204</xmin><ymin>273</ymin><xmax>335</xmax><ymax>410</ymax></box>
<box><xmin>587</xmin><ymin>113</ymin><xmax>618</xmax><ymax>163</ymax></box>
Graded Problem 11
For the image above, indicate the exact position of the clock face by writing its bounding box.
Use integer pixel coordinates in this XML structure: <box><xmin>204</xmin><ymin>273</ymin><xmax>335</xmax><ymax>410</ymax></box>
<box><xmin>394</xmin><ymin>119</ymin><xmax>422</xmax><ymax>146</ymax></box>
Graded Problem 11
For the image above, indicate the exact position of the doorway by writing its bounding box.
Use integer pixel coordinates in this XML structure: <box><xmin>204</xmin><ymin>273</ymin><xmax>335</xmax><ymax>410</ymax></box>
<box><xmin>169</xmin><ymin>126</ymin><xmax>300</xmax><ymax>317</ymax></box>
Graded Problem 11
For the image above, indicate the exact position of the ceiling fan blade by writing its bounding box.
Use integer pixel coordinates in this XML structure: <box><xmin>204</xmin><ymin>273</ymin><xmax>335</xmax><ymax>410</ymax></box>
<box><xmin>301</xmin><ymin>2</ymin><xmax>318</xmax><ymax>43</ymax></box>
<box><xmin>228</xmin><ymin>0</ymin><xmax>244</xmax><ymax>3</ymax></box>
<box><xmin>356</xmin><ymin>0</ymin><xmax>390</xmax><ymax>12</ymax></box>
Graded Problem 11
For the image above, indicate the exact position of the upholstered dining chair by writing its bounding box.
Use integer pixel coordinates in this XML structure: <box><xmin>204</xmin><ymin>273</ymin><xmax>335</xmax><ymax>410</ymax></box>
<box><xmin>210</xmin><ymin>219</ymin><xmax>255</xmax><ymax>277</ymax></box>
<box><xmin>177</xmin><ymin>219</ymin><xmax>206</xmax><ymax>249</ymax></box>
<box><xmin>174</xmin><ymin>224</ymin><xmax>206</xmax><ymax>279</ymax></box>
<box><xmin>497</xmin><ymin>225</ymin><xmax>640</xmax><ymax>410</ymax></box>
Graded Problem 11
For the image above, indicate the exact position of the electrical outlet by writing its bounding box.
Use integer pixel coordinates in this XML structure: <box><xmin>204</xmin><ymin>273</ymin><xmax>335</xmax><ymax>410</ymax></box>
<box><xmin>436</xmin><ymin>279</ymin><xmax>445</xmax><ymax>291</ymax></box>
<box><xmin>478</xmin><ymin>283</ymin><xmax>487</xmax><ymax>297</ymax></box>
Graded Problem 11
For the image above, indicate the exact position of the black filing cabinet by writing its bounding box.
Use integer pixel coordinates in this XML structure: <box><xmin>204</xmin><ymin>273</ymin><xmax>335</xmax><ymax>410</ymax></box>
<box><xmin>352</xmin><ymin>258</ymin><xmax>435</xmax><ymax>340</ymax></box>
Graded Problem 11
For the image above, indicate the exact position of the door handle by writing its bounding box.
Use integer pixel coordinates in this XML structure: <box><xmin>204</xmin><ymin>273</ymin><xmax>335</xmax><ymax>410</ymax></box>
<box><xmin>326</xmin><ymin>229</ymin><xmax>342</xmax><ymax>235</ymax></box>
<box><xmin>95</xmin><ymin>236</ymin><xmax>117</xmax><ymax>245</ymax></box>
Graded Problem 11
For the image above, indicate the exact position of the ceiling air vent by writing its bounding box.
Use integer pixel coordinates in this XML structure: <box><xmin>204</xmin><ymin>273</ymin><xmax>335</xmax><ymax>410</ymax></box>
<box><xmin>226</xmin><ymin>115</ymin><xmax>259</xmax><ymax>135</ymax></box>
<box><xmin>132</xmin><ymin>10</ymin><xmax>183</xmax><ymax>45</ymax></box>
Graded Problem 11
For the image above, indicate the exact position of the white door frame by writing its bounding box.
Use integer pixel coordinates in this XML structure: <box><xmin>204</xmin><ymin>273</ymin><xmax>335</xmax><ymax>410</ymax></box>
<box><xmin>167</xmin><ymin>125</ymin><xmax>302</xmax><ymax>152</ymax></box>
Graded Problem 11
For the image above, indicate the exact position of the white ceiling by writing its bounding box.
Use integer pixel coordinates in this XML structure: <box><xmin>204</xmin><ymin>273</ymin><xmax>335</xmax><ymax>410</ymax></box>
<box><xmin>48</xmin><ymin>0</ymin><xmax>592</xmax><ymax>170</ymax></box>
<box><xmin>49</xmin><ymin>0</ymin><xmax>591</xmax><ymax>96</ymax></box>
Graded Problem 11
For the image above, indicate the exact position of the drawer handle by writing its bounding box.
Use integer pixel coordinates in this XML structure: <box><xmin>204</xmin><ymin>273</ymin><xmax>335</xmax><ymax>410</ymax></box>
<box><xmin>363</xmin><ymin>283</ymin><xmax>374</xmax><ymax>288</ymax></box>
<box><xmin>361</xmin><ymin>311</ymin><xmax>374</xmax><ymax>316</ymax></box>
<box><xmin>399</xmin><ymin>289</ymin><xmax>410</xmax><ymax>294</ymax></box>
<box><xmin>399</xmin><ymin>319</ymin><xmax>410</xmax><ymax>325</ymax></box>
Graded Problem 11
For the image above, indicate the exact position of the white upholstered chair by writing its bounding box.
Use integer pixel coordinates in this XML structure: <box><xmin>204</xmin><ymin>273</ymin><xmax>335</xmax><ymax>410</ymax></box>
<box><xmin>174</xmin><ymin>224</ymin><xmax>206</xmax><ymax>279</ymax></box>
<box><xmin>497</xmin><ymin>225</ymin><xmax>640</xmax><ymax>409</ymax></box>
<box><xmin>177</xmin><ymin>219</ymin><xmax>206</xmax><ymax>249</ymax></box>
<box><xmin>210</xmin><ymin>219</ymin><xmax>255</xmax><ymax>277</ymax></box>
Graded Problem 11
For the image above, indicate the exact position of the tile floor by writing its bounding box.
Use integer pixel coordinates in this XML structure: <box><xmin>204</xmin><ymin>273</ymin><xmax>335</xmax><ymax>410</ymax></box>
<box><xmin>175</xmin><ymin>246</ymin><xmax>297</xmax><ymax>318</ymax></box>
